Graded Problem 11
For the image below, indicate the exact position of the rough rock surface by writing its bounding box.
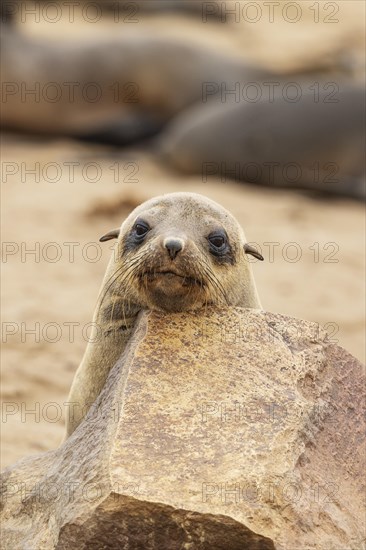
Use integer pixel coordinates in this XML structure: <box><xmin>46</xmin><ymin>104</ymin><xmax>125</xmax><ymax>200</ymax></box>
<box><xmin>1</xmin><ymin>308</ymin><xmax>365</xmax><ymax>549</ymax></box>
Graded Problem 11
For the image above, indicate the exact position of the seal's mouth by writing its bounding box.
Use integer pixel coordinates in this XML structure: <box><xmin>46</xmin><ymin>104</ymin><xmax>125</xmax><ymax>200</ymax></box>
<box><xmin>143</xmin><ymin>270</ymin><xmax>202</xmax><ymax>287</ymax></box>
<box><xmin>138</xmin><ymin>269</ymin><xmax>206</xmax><ymax>312</ymax></box>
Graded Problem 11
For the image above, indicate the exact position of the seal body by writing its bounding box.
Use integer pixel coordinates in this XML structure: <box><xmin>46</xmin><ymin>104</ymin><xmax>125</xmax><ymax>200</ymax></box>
<box><xmin>160</xmin><ymin>84</ymin><xmax>366</xmax><ymax>199</ymax></box>
<box><xmin>65</xmin><ymin>193</ymin><xmax>263</xmax><ymax>436</ymax></box>
<box><xmin>1</xmin><ymin>22</ymin><xmax>267</xmax><ymax>143</ymax></box>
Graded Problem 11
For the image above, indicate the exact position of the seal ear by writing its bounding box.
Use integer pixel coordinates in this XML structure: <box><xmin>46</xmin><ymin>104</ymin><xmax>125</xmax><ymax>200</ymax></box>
<box><xmin>244</xmin><ymin>243</ymin><xmax>264</xmax><ymax>261</ymax></box>
<box><xmin>99</xmin><ymin>228</ymin><xmax>120</xmax><ymax>242</ymax></box>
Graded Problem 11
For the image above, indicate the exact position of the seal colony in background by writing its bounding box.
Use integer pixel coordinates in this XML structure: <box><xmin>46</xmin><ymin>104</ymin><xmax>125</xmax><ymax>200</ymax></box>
<box><xmin>2</xmin><ymin>0</ymin><xmax>365</xmax><ymax>199</ymax></box>
<box><xmin>65</xmin><ymin>192</ymin><xmax>264</xmax><ymax>436</ymax></box>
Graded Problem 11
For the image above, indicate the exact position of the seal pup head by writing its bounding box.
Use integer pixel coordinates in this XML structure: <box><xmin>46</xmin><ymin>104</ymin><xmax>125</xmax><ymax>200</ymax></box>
<box><xmin>100</xmin><ymin>192</ymin><xmax>263</xmax><ymax>312</ymax></box>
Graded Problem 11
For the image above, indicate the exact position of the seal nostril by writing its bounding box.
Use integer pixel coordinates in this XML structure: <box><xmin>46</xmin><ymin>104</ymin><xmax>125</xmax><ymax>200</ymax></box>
<box><xmin>164</xmin><ymin>238</ymin><xmax>183</xmax><ymax>260</ymax></box>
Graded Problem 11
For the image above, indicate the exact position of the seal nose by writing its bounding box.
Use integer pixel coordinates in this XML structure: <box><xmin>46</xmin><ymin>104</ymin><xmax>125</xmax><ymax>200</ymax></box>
<box><xmin>164</xmin><ymin>238</ymin><xmax>183</xmax><ymax>260</ymax></box>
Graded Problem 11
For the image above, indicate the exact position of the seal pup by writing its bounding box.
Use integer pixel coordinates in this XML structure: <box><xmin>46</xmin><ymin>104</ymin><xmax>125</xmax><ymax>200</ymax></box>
<box><xmin>65</xmin><ymin>192</ymin><xmax>263</xmax><ymax>436</ymax></box>
<box><xmin>159</xmin><ymin>84</ymin><xmax>365</xmax><ymax>199</ymax></box>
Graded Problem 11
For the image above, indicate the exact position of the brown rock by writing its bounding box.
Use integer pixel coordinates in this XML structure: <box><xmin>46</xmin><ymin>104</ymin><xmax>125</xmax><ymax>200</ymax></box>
<box><xmin>1</xmin><ymin>308</ymin><xmax>364</xmax><ymax>549</ymax></box>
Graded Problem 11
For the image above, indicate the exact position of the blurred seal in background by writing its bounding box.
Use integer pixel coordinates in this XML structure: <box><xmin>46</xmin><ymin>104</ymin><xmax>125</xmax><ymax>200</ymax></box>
<box><xmin>159</xmin><ymin>84</ymin><xmax>366</xmax><ymax>200</ymax></box>
<box><xmin>1</xmin><ymin>1</ymin><xmax>266</xmax><ymax>144</ymax></box>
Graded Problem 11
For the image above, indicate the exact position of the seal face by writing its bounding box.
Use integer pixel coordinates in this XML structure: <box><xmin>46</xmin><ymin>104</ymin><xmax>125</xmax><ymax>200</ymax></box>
<box><xmin>100</xmin><ymin>193</ymin><xmax>262</xmax><ymax>314</ymax></box>
<box><xmin>123</xmin><ymin>216</ymin><xmax>233</xmax><ymax>312</ymax></box>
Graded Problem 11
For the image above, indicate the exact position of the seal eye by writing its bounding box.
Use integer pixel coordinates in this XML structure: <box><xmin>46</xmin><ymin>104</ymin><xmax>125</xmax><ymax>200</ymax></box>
<box><xmin>135</xmin><ymin>223</ymin><xmax>149</xmax><ymax>236</ymax></box>
<box><xmin>208</xmin><ymin>231</ymin><xmax>227</xmax><ymax>253</ymax></box>
<box><xmin>133</xmin><ymin>220</ymin><xmax>150</xmax><ymax>240</ymax></box>
<box><xmin>209</xmin><ymin>235</ymin><xmax>225</xmax><ymax>248</ymax></box>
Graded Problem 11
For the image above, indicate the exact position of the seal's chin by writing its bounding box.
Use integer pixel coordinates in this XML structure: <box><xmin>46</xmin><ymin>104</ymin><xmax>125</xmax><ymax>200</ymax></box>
<box><xmin>140</xmin><ymin>270</ymin><xmax>204</xmax><ymax>312</ymax></box>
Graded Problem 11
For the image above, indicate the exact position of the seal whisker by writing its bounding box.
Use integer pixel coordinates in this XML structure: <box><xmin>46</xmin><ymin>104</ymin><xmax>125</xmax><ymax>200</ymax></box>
<box><xmin>98</xmin><ymin>250</ymin><xmax>149</xmax><ymax>308</ymax></box>
<box><xmin>197</xmin><ymin>256</ymin><xmax>229</xmax><ymax>306</ymax></box>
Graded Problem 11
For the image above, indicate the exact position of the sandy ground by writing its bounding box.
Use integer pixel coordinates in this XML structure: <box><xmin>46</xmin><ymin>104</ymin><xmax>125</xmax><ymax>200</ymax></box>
<box><xmin>1</xmin><ymin>1</ymin><xmax>365</xmax><ymax>468</ymax></box>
